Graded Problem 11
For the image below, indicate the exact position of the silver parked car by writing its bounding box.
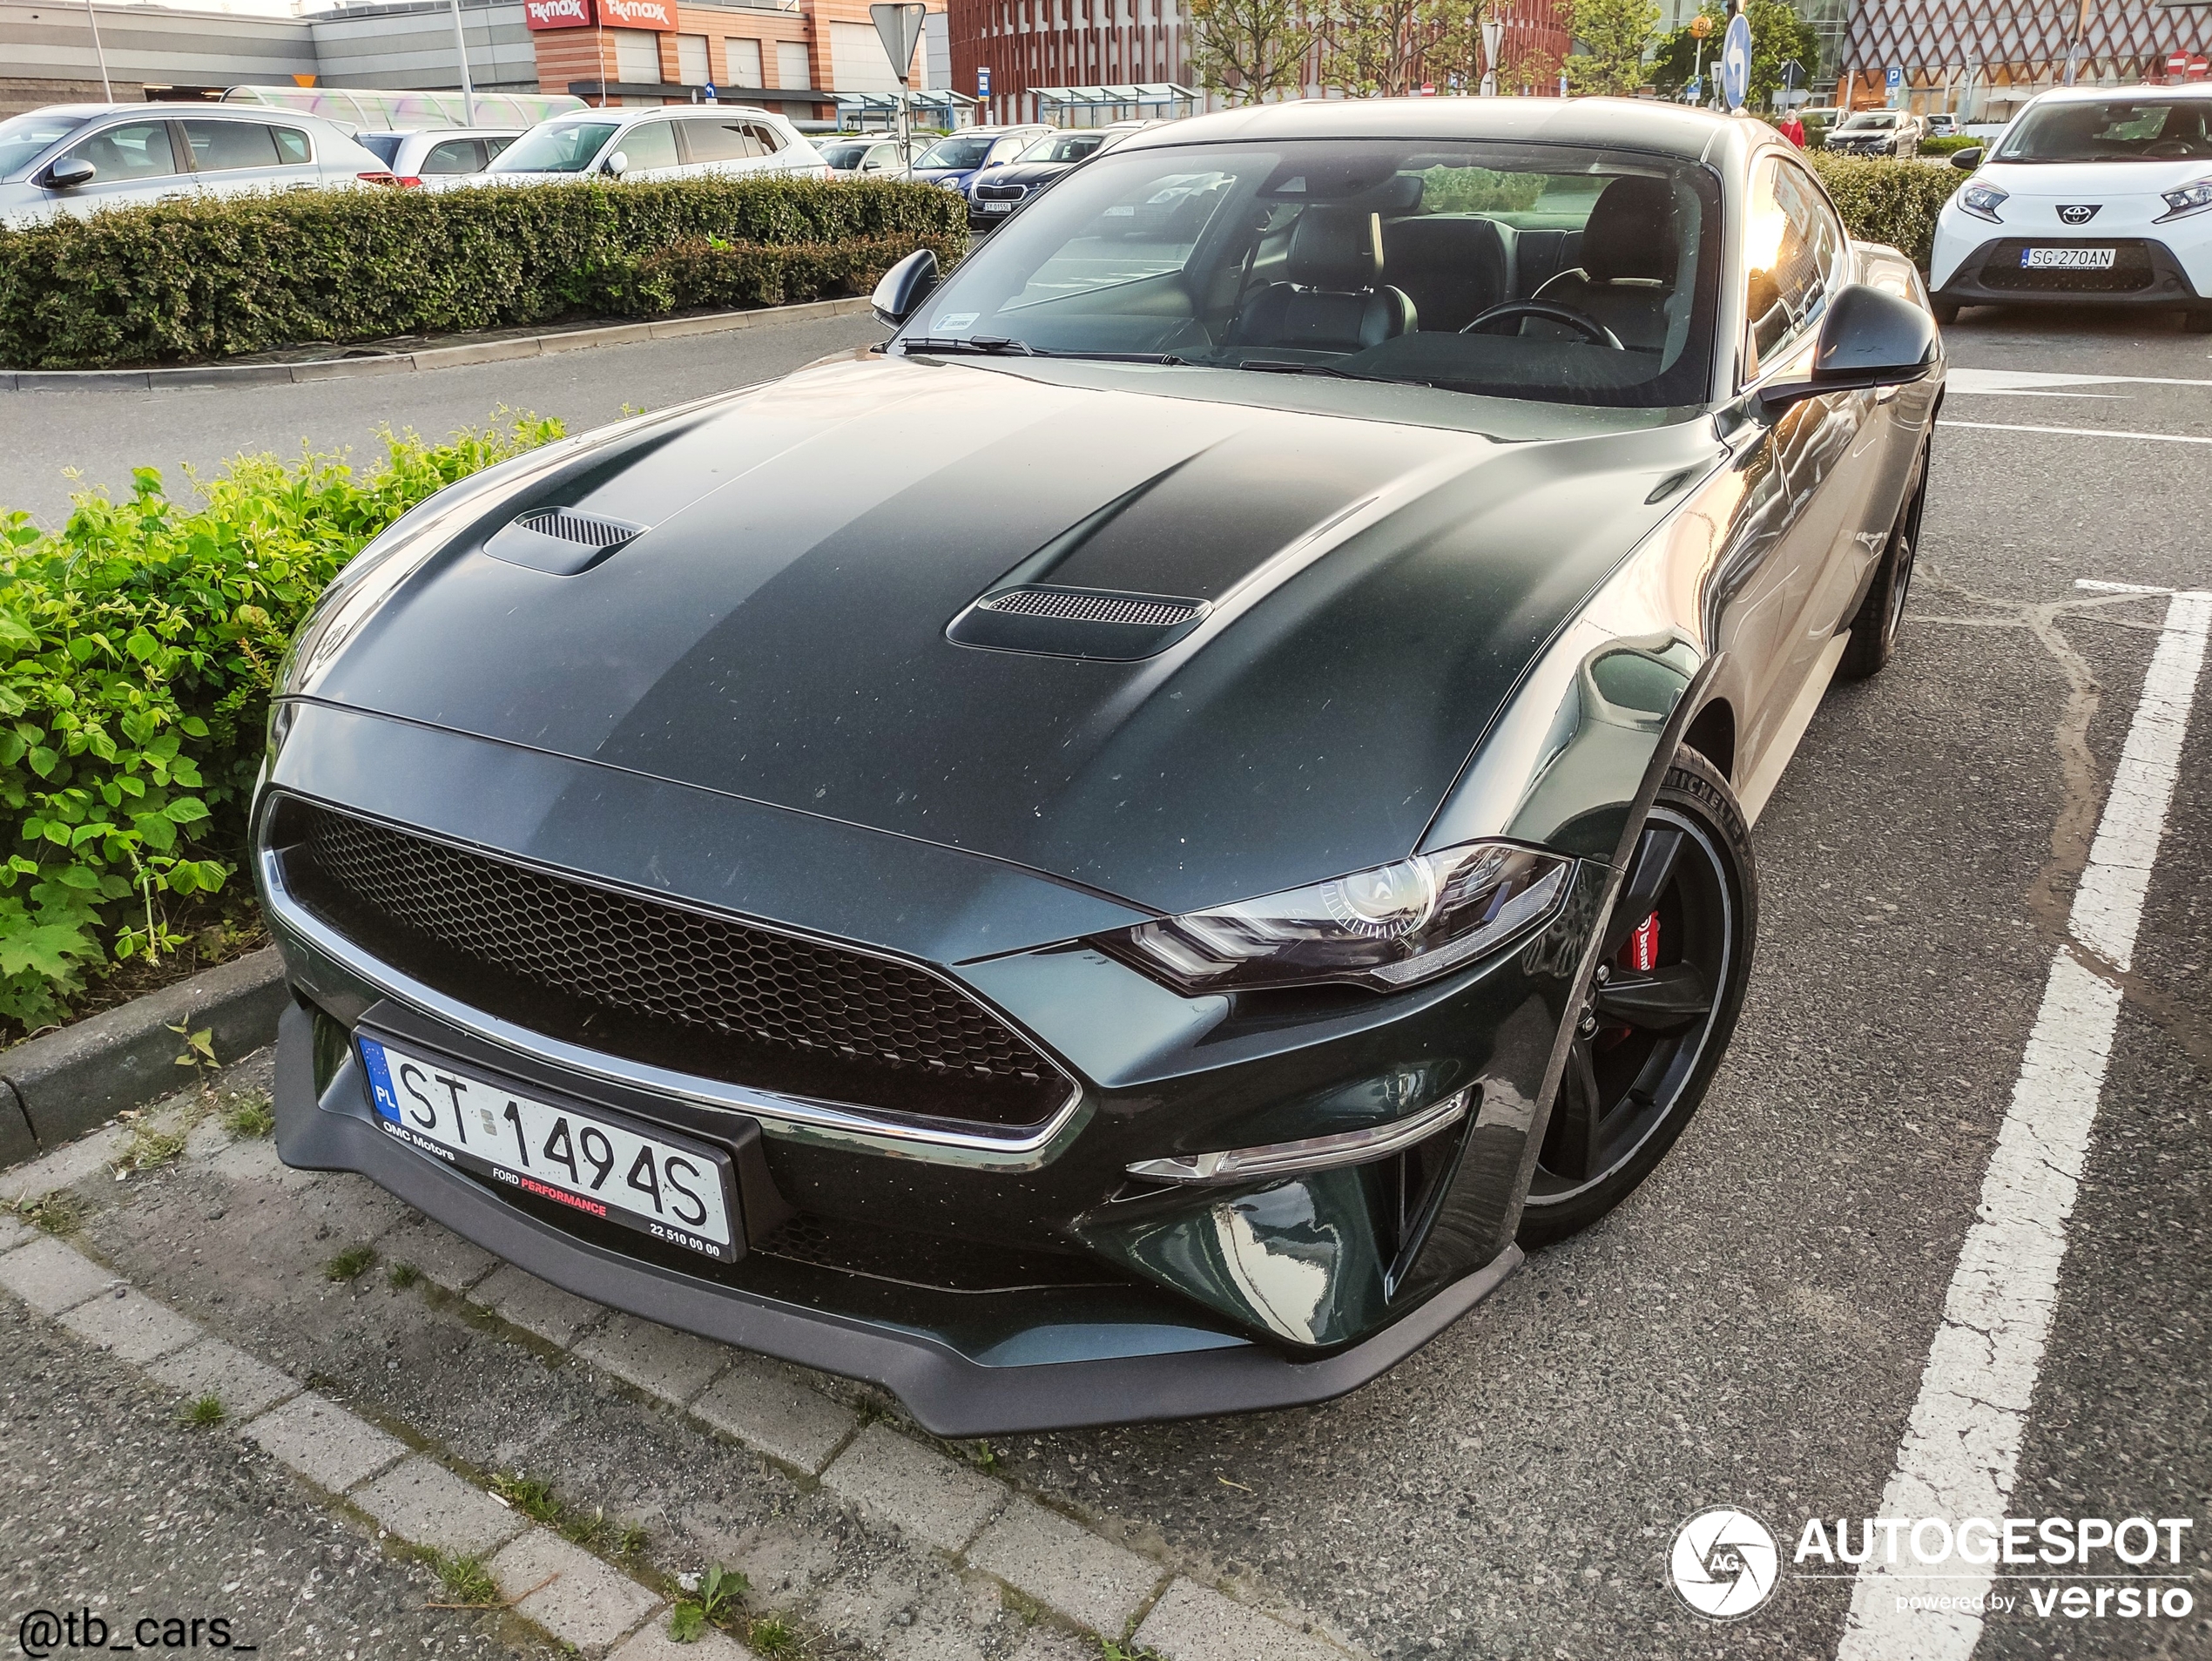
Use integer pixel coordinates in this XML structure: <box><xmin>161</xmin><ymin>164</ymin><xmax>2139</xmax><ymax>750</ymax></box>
<box><xmin>356</xmin><ymin>128</ymin><xmax>523</xmax><ymax>190</ymax></box>
<box><xmin>482</xmin><ymin>107</ymin><xmax>827</xmax><ymax>186</ymax></box>
<box><xmin>0</xmin><ymin>104</ymin><xmax>394</xmax><ymax>226</ymax></box>
<box><xmin>819</xmin><ymin>136</ymin><xmax>932</xmax><ymax>179</ymax></box>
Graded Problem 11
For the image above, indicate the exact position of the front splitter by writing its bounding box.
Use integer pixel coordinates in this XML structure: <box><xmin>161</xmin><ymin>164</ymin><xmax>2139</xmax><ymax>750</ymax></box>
<box><xmin>273</xmin><ymin>1004</ymin><xmax>1523</xmax><ymax>1436</ymax></box>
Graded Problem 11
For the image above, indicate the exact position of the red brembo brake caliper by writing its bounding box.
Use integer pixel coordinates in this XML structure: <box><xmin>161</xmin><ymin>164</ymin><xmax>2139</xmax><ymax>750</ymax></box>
<box><xmin>1626</xmin><ymin>912</ymin><xmax>1660</xmax><ymax>973</ymax></box>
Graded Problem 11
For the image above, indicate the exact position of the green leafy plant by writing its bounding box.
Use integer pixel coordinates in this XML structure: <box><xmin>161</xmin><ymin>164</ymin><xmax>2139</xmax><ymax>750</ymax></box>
<box><xmin>323</xmin><ymin>1243</ymin><xmax>375</xmax><ymax>1281</ymax></box>
<box><xmin>668</xmin><ymin>1564</ymin><xmax>749</xmax><ymax>1643</ymax></box>
<box><xmin>0</xmin><ymin>179</ymin><xmax>967</xmax><ymax>370</ymax></box>
<box><xmin>220</xmin><ymin>1090</ymin><xmax>274</xmax><ymax>1138</ymax></box>
<box><xmin>430</xmin><ymin>1552</ymin><xmax>498</xmax><ymax>1606</ymax></box>
<box><xmin>0</xmin><ymin>415</ymin><xmax>561</xmax><ymax>1034</ymax></box>
<box><xmin>182</xmin><ymin>1393</ymin><xmax>225</xmax><ymax>1427</ymax></box>
<box><xmin>1806</xmin><ymin>152</ymin><xmax>1959</xmax><ymax>267</ymax></box>
<box><xmin>490</xmin><ymin>1470</ymin><xmax>562</xmax><ymax>1525</ymax></box>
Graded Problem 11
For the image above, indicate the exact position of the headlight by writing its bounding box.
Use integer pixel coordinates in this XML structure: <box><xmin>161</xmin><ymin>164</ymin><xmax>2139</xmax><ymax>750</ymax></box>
<box><xmin>1105</xmin><ymin>841</ymin><xmax>1572</xmax><ymax>994</ymax></box>
<box><xmin>1959</xmin><ymin>181</ymin><xmax>2007</xmax><ymax>223</ymax></box>
<box><xmin>2159</xmin><ymin>178</ymin><xmax>2212</xmax><ymax>220</ymax></box>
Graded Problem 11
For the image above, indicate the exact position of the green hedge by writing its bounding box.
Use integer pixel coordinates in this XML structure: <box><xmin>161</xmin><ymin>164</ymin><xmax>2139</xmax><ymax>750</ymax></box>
<box><xmin>0</xmin><ymin>417</ymin><xmax>561</xmax><ymax>1027</ymax></box>
<box><xmin>0</xmin><ymin>177</ymin><xmax>966</xmax><ymax>370</ymax></box>
<box><xmin>1918</xmin><ymin>135</ymin><xmax>1983</xmax><ymax>157</ymax></box>
<box><xmin>1807</xmin><ymin>152</ymin><xmax>1960</xmax><ymax>268</ymax></box>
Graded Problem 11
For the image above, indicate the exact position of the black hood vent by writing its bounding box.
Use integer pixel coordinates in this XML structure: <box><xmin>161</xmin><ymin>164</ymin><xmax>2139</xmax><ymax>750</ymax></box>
<box><xmin>483</xmin><ymin>507</ymin><xmax>647</xmax><ymax>577</ymax></box>
<box><xmin>948</xmin><ymin>584</ymin><xmax>1211</xmax><ymax>660</ymax></box>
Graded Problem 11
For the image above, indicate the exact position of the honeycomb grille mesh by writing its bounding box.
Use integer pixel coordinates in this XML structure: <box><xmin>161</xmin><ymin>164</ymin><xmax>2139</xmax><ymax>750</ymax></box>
<box><xmin>288</xmin><ymin>804</ymin><xmax>1055</xmax><ymax>1102</ymax></box>
<box><xmin>1979</xmin><ymin>242</ymin><xmax>2155</xmax><ymax>294</ymax></box>
<box><xmin>983</xmin><ymin>588</ymin><xmax>1200</xmax><ymax>627</ymax></box>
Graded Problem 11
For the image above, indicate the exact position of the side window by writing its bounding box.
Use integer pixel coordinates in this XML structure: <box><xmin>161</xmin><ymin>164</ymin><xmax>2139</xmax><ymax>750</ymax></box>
<box><xmin>1742</xmin><ymin>156</ymin><xmax>1840</xmax><ymax>381</ymax></box>
<box><xmin>745</xmin><ymin>122</ymin><xmax>785</xmax><ymax>156</ymax></box>
<box><xmin>865</xmin><ymin>143</ymin><xmax>896</xmax><ymax>171</ymax></box>
<box><xmin>272</xmin><ymin>126</ymin><xmax>312</xmax><ymax>165</ymax></box>
<box><xmin>64</xmin><ymin>120</ymin><xmax>179</xmax><ymax>180</ymax></box>
<box><xmin>421</xmin><ymin>138</ymin><xmax>482</xmax><ymax>175</ymax></box>
<box><xmin>678</xmin><ymin>120</ymin><xmax>759</xmax><ymax>163</ymax></box>
<box><xmin>484</xmin><ymin>135</ymin><xmax>516</xmax><ymax>160</ymax></box>
<box><xmin>619</xmin><ymin>121</ymin><xmax>679</xmax><ymax>172</ymax></box>
<box><xmin>183</xmin><ymin>120</ymin><xmax>282</xmax><ymax>172</ymax></box>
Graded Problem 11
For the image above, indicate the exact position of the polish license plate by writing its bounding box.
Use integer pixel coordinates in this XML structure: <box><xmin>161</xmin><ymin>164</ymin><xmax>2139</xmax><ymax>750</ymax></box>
<box><xmin>982</xmin><ymin>200</ymin><xmax>1013</xmax><ymax>212</ymax></box>
<box><xmin>357</xmin><ymin>1032</ymin><xmax>738</xmax><ymax>1262</ymax></box>
<box><xmin>2020</xmin><ymin>246</ymin><xmax>2116</xmax><ymax>269</ymax></box>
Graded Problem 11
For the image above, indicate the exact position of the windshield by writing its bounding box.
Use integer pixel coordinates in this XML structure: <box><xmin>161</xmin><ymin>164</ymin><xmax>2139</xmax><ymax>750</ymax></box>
<box><xmin>0</xmin><ymin>111</ymin><xmax>90</xmax><ymax>179</ymax></box>
<box><xmin>916</xmin><ymin>134</ymin><xmax>994</xmax><ymax>170</ymax></box>
<box><xmin>1838</xmin><ymin>112</ymin><xmax>1898</xmax><ymax>130</ymax></box>
<box><xmin>489</xmin><ymin>121</ymin><xmax>617</xmax><ymax>173</ymax></box>
<box><xmin>1020</xmin><ymin>132</ymin><xmax>1105</xmax><ymax>164</ymax></box>
<box><xmin>820</xmin><ymin>142</ymin><xmax>871</xmax><ymax>169</ymax></box>
<box><xmin>898</xmin><ymin>139</ymin><xmax>1720</xmax><ymax>410</ymax></box>
<box><xmin>1995</xmin><ymin>98</ymin><xmax>2212</xmax><ymax>163</ymax></box>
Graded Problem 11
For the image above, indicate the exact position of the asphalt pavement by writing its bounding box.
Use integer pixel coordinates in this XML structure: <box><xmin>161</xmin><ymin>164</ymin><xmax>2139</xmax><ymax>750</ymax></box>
<box><xmin>2</xmin><ymin>301</ymin><xmax>2208</xmax><ymax>1661</ymax></box>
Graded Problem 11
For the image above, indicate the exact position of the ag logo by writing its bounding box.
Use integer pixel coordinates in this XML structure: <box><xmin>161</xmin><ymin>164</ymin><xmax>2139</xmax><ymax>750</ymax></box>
<box><xmin>1669</xmin><ymin>1508</ymin><xmax>1780</xmax><ymax>1619</ymax></box>
<box><xmin>2058</xmin><ymin>204</ymin><xmax>2101</xmax><ymax>224</ymax></box>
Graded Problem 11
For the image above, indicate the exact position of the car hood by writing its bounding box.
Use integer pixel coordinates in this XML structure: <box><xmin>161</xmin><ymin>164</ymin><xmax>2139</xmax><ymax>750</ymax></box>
<box><xmin>973</xmin><ymin>162</ymin><xmax>1073</xmax><ymax>190</ymax></box>
<box><xmin>297</xmin><ymin>356</ymin><xmax>1712</xmax><ymax>915</ymax></box>
<box><xmin>1975</xmin><ymin>157</ymin><xmax>2211</xmax><ymax>198</ymax></box>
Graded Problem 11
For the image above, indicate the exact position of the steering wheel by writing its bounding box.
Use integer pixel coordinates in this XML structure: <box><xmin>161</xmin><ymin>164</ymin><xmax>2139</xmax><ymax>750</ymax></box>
<box><xmin>1460</xmin><ymin>300</ymin><xmax>1625</xmax><ymax>350</ymax></box>
<box><xmin>2145</xmin><ymin>139</ymin><xmax>2200</xmax><ymax>159</ymax></box>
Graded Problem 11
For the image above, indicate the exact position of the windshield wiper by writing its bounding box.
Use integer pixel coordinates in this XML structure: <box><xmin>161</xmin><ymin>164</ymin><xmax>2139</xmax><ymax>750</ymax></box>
<box><xmin>900</xmin><ymin>334</ymin><xmax>1034</xmax><ymax>356</ymax></box>
<box><xmin>1231</xmin><ymin>359</ymin><xmax>1433</xmax><ymax>388</ymax></box>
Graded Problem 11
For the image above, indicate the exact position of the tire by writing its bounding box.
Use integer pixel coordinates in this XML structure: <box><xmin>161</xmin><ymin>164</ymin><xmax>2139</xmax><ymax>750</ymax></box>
<box><xmin>2183</xmin><ymin>308</ymin><xmax>2212</xmax><ymax>334</ymax></box>
<box><xmin>1932</xmin><ymin>298</ymin><xmax>1960</xmax><ymax>326</ymax></box>
<box><xmin>1838</xmin><ymin>438</ymin><xmax>1928</xmax><ymax>681</ymax></box>
<box><xmin>1517</xmin><ymin>745</ymin><xmax>1757</xmax><ymax>1248</ymax></box>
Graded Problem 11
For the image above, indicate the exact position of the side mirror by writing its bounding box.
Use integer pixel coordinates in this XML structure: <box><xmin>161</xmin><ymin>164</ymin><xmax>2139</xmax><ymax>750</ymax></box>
<box><xmin>1950</xmin><ymin>145</ymin><xmax>1985</xmax><ymax>171</ymax></box>
<box><xmin>43</xmin><ymin>156</ymin><xmax>96</xmax><ymax>190</ymax></box>
<box><xmin>604</xmin><ymin>151</ymin><xmax>630</xmax><ymax>177</ymax></box>
<box><xmin>1757</xmin><ymin>283</ymin><xmax>1939</xmax><ymax>411</ymax></box>
<box><xmin>871</xmin><ymin>247</ymin><xmax>940</xmax><ymax>327</ymax></box>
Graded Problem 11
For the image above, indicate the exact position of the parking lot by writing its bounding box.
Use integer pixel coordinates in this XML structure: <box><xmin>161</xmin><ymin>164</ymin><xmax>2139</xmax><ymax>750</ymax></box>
<box><xmin>1</xmin><ymin>300</ymin><xmax>2207</xmax><ymax>1661</ymax></box>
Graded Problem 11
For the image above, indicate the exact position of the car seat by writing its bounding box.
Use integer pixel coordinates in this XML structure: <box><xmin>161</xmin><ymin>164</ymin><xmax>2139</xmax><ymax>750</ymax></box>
<box><xmin>1530</xmin><ymin>177</ymin><xmax>1680</xmax><ymax>352</ymax></box>
<box><xmin>1231</xmin><ymin>206</ymin><xmax>1417</xmax><ymax>354</ymax></box>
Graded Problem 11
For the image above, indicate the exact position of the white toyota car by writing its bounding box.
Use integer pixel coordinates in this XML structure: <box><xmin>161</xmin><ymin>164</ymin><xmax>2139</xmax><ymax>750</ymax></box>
<box><xmin>1931</xmin><ymin>82</ymin><xmax>2212</xmax><ymax>329</ymax></box>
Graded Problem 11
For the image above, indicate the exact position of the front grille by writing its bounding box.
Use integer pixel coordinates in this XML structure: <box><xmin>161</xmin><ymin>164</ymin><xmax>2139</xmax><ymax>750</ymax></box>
<box><xmin>982</xmin><ymin>588</ymin><xmax>1202</xmax><ymax>627</ymax></box>
<box><xmin>1979</xmin><ymin>240</ymin><xmax>2156</xmax><ymax>294</ymax></box>
<box><xmin>276</xmin><ymin>800</ymin><xmax>1069</xmax><ymax>1128</ymax></box>
<box><xmin>509</xmin><ymin>508</ymin><xmax>641</xmax><ymax>550</ymax></box>
<box><xmin>973</xmin><ymin>184</ymin><xmax>1028</xmax><ymax>202</ymax></box>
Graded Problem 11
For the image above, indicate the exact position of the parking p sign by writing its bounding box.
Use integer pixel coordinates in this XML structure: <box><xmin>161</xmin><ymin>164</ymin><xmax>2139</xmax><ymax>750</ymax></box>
<box><xmin>1885</xmin><ymin>64</ymin><xmax>1903</xmax><ymax>105</ymax></box>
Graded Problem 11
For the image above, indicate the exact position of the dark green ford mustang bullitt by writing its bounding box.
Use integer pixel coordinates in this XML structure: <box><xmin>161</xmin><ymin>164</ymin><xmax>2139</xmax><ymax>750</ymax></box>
<box><xmin>256</xmin><ymin>96</ymin><xmax>1943</xmax><ymax>1435</ymax></box>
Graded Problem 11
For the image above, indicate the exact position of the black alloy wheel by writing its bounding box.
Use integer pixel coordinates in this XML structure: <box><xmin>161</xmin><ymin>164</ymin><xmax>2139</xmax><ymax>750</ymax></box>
<box><xmin>1518</xmin><ymin>746</ymin><xmax>1756</xmax><ymax>1246</ymax></box>
<box><xmin>1839</xmin><ymin>440</ymin><xmax>1929</xmax><ymax>681</ymax></box>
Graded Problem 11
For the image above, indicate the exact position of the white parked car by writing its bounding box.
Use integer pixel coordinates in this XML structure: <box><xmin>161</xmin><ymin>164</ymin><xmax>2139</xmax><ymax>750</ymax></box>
<box><xmin>819</xmin><ymin>136</ymin><xmax>932</xmax><ymax>179</ymax></box>
<box><xmin>482</xmin><ymin>107</ymin><xmax>826</xmax><ymax>186</ymax></box>
<box><xmin>1931</xmin><ymin>83</ymin><xmax>2212</xmax><ymax>328</ymax></box>
<box><xmin>0</xmin><ymin>104</ymin><xmax>394</xmax><ymax>227</ymax></box>
<box><xmin>356</xmin><ymin>128</ymin><xmax>523</xmax><ymax>190</ymax></box>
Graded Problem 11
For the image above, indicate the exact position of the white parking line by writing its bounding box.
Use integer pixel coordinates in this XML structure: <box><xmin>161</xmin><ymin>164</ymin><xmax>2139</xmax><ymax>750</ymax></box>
<box><xmin>1941</xmin><ymin>419</ymin><xmax>2212</xmax><ymax>444</ymax></box>
<box><xmin>1835</xmin><ymin>587</ymin><xmax>2212</xmax><ymax>1661</ymax></box>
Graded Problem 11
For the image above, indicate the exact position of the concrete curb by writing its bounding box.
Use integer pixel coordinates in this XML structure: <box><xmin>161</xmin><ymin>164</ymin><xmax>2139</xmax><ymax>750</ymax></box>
<box><xmin>0</xmin><ymin>946</ymin><xmax>287</xmax><ymax>1157</ymax></box>
<box><xmin>1</xmin><ymin>295</ymin><xmax>876</xmax><ymax>391</ymax></box>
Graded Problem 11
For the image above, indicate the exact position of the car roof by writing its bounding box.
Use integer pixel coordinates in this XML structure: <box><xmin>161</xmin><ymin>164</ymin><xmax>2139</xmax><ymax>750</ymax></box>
<box><xmin>2027</xmin><ymin>80</ymin><xmax>2212</xmax><ymax>104</ymax></box>
<box><xmin>1109</xmin><ymin>96</ymin><xmax>1740</xmax><ymax>164</ymax></box>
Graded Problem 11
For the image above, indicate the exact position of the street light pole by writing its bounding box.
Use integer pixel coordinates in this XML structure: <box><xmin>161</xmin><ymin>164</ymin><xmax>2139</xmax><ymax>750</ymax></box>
<box><xmin>84</xmin><ymin>0</ymin><xmax>112</xmax><ymax>103</ymax></box>
<box><xmin>448</xmin><ymin>0</ymin><xmax>476</xmax><ymax>125</ymax></box>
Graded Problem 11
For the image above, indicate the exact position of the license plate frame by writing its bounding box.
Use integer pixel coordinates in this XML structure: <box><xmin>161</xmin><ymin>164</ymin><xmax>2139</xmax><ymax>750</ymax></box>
<box><xmin>356</xmin><ymin>1029</ymin><xmax>740</xmax><ymax>1263</ymax></box>
<box><xmin>2020</xmin><ymin>246</ymin><xmax>2117</xmax><ymax>270</ymax></box>
<box><xmin>981</xmin><ymin>200</ymin><xmax>1013</xmax><ymax>213</ymax></box>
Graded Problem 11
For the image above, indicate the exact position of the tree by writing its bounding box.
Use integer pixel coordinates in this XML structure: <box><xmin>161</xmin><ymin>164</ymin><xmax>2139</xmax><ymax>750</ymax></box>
<box><xmin>1424</xmin><ymin>0</ymin><xmax>1487</xmax><ymax>95</ymax></box>
<box><xmin>1561</xmin><ymin>0</ymin><xmax>1660</xmax><ymax>97</ymax></box>
<box><xmin>1649</xmin><ymin>0</ymin><xmax>1821</xmax><ymax>108</ymax></box>
<box><xmin>1318</xmin><ymin>0</ymin><xmax>1430</xmax><ymax>98</ymax></box>
<box><xmin>1188</xmin><ymin>0</ymin><xmax>1318</xmax><ymax>105</ymax></box>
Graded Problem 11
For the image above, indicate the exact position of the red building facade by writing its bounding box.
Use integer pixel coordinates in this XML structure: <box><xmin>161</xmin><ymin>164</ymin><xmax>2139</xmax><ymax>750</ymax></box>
<box><xmin>950</xmin><ymin>0</ymin><xmax>1569</xmax><ymax>126</ymax></box>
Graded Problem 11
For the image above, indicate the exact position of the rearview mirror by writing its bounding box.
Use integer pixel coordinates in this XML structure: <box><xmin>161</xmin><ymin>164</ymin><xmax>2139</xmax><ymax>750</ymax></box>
<box><xmin>871</xmin><ymin>247</ymin><xmax>940</xmax><ymax>327</ymax></box>
<box><xmin>604</xmin><ymin>151</ymin><xmax>630</xmax><ymax>177</ymax></box>
<box><xmin>1950</xmin><ymin>145</ymin><xmax>1985</xmax><ymax>171</ymax></box>
<box><xmin>1757</xmin><ymin>283</ymin><xmax>1939</xmax><ymax>411</ymax></box>
<box><xmin>43</xmin><ymin>156</ymin><xmax>96</xmax><ymax>190</ymax></box>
